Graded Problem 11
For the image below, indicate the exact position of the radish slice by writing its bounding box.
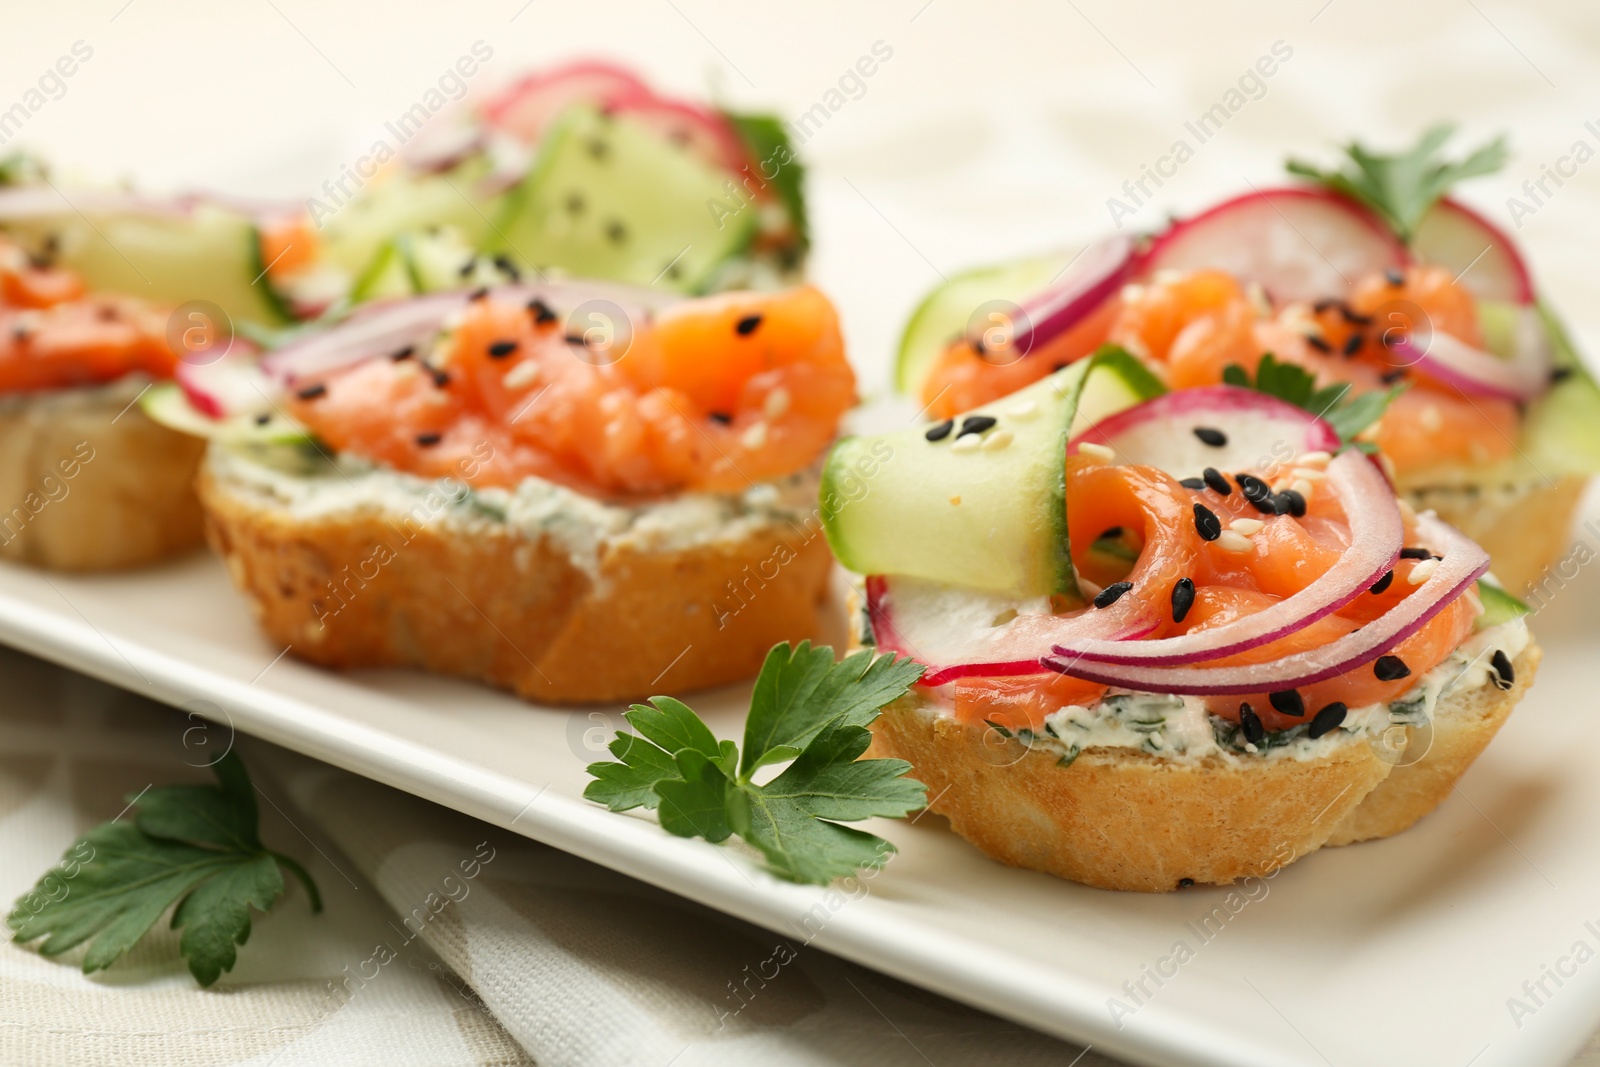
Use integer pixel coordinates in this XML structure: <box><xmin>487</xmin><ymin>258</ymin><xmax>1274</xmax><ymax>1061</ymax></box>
<box><xmin>1384</xmin><ymin>309</ymin><xmax>1552</xmax><ymax>402</ymax></box>
<box><xmin>481</xmin><ymin>60</ymin><xmax>653</xmax><ymax>142</ymax></box>
<box><xmin>1050</xmin><ymin>451</ymin><xmax>1401</xmax><ymax>666</ymax></box>
<box><xmin>1411</xmin><ymin>197</ymin><xmax>1534</xmax><ymax>305</ymax></box>
<box><xmin>175</xmin><ymin>346</ymin><xmax>269</xmax><ymax>420</ymax></box>
<box><xmin>1143</xmin><ymin>187</ymin><xmax>1405</xmax><ymax>304</ymax></box>
<box><xmin>1068</xmin><ymin>385</ymin><xmax>1341</xmax><ymax>477</ymax></box>
<box><xmin>1041</xmin><ymin>514</ymin><xmax>1487</xmax><ymax>695</ymax></box>
<box><xmin>259</xmin><ymin>282</ymin><xmax>678</xmax><ymax>386</ymax></box>
<box><xmin>977</xmin><ymin>234</ymin><xmax>1137</xmax><ymax>358</ymax></box>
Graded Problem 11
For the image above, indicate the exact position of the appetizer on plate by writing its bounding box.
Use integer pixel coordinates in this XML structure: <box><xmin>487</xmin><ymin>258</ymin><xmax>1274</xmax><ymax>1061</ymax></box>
<box><xmin>896</xmin><ymin>128</ymin><xmax>1599</xmax><ymax>593</ymax></box>
<box><xmin>0</xmin><ymin>59</ymin><xmax>804</xmax><ymax>334</ymax></box>
<box><xmin>822</xmin><ymin>351</ymin><xmax>1537</xmax><ymax>891</ymax></box>
<box><xmin>0</xmin><ymin>235</ymin><xmax>216</xmax><ymax>570</ymax></box>
<box><xmin>145</xmin><ymin>282</ymin><xmax>852</xmax><ymax>703</ymax></box>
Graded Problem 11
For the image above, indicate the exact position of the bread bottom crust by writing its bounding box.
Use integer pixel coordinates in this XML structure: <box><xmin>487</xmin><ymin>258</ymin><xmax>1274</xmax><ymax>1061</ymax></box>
<box><xmin>867</xmin><ymin>645</ymin><xmax>1538</xmax><ymax>892</ymax></box>
<box><xmin>199</xmin><ymin>464</ymin><xmax>833</xmax><ymax>704</ymax></box>
<box><xmin>1404</xmin><ymin>478</ymin><xmax>1585</xmax><ymax>596</ymax></box>
<box><xmin>0</xmin><ymin>386</ymin><xmax>205</xmax><ymax>571</ymax></box>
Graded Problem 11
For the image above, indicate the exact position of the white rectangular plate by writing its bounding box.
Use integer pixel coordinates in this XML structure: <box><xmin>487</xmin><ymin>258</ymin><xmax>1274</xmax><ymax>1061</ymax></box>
<box><xmin>1</xmin><ymin>494</ymin><xmax>1598</xmax><ymax>1067</ymax></box>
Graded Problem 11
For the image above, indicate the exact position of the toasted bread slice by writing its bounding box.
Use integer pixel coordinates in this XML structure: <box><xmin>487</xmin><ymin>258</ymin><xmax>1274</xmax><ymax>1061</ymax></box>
<box><xmin>198</xmin><ymin>444</ymin><xmax>832</xmax><ymax>703</ymax></box>
<box><xmin>866</xmin><ymin>644</ymin><xmax>1538</xmax><ymax>892</ymax></box>
<box><xmin>1403</xmin><ymin>478</ymin><xmax>1584</xmax><ymax>596</ymax></box>
<box><xmin>0</xmin><ymin>378</ymin><xmax>206</xmax><ymax>571</ymax></box>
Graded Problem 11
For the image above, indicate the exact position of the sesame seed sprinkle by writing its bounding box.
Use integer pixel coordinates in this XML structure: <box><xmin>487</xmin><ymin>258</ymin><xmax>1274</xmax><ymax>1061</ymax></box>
<box><xmin>708</xmin><ymin>411</ymin><xmax>733</xmax><ymax>425</ymax></box>
<box><xmin>1308</xmin><ymin>701</ymin><xmax>1348</xmax><ymax>739</ymax></box>
<box><xmin>1193</xmin><ymin>426</ymin><xmax>1227</xmax><ymax>447</ymax></box>
<box><xmin>1407</xmin><ymin>558</ymin><xmax>1440</xmax><ymax>584</ymax></box>
<box><xmin>391</xmin><ymin>345</ymin><xmax>414</xmax><ymax>361</ymax></box>
<box><xmin>468</xmin><ymin>287</ymin><xmax>489</xmax><ymax>302</ymax></box>
<box><xmin>1385</xmin><ymin>267</ymin><xmax>1405</xmax><ymax>287</ymax></box>
<box><xmin>1239</xmin><ymin>702</ymin><xmax>1264</xmax><ymax>744</ymax></box>
<box><xmin>1171</xmin><ymin>577</ymin><xmax>1196</xmax><ymax>623</ymax></box>
<box><xmin>1229</xmin><ymin>518</ymin><xmax>1264</xmax><ymax>535</ymax></box>
<box><xmin>925</xmin><ymin>419</ymin><xmax>955</xmax><ymax>442</ymax></box>
<box><xmin>1373</xmin><ymin>655</ymin><xmax>1411</xmax><ymax>682</ymax></box>
<box><xmin>1370</xmin><ymin>570</ymin><xmax>1394</xmax><ymax>594</ymax></box>
<box><xmin>950</xmin><ymin>433</ymin><xmax>982</xmax><ymax>454</ymax></box>
<box><xmin>488</xmin><ymin>340</ymin><xmax>518</xmax><ymax>359</ymax></box>
<box><xmin>415</xmin><ymin>432</ymin><xmax>442</xmax><ymax>447</ymax></box>
<box><xmin>1179</xmin><ymin>477</ymin><xmax>1206</xmax><ymax>490</ymax></box>
<box><xmin>981</xmin><ymin>428</ymin><xmax>1014</xmax><ymax>451</ymax></box>
<box><xmin>1269</xmin><ymin>689</ymin><xmax>1305</xmax><ymax>717</ymax></box>
<box><xmin>295</xmin><ymin>383</ymin><xmax>327</xmax><ymax>400</ymax></box>
<box><xmin>1193</xmin><ymin>503</ymin><xmax>1222</xmax><ymax>541</ymax></box>
<box><xmin>958</xmin><ymin>414</ymin><xmax>997</xmax><ymax>437</ymax></box>
<box><xmin>1490</xmin><ymin>649</ymin><xmax>1515</xmax><ymax>690</ymax></box>
<box><xmin>528</xmin><ymin>298</ymin><xmax>557</xmax><ymax>325</ymax></box>
<box><xmin>1078</xmin><ymin>442</ymin><xmax>1115</xmax><ymax>463</ymax></box>
<box><xmin>1202</xmin><ymin>467</ymin><xmax>1232</xmax><ymax>495</ymax></box>
<box><xmin>1093</xmin><ymin>581</ymin><xmax>1134</xmax><ymax>608</ymax></box>
<box><xmin>1216</xmin><ymin>530</ymin><xmax>1252</xmax><ymax>553</ymax></box>
<box><xmin>735</xmin><ymin>313</ymin><xmax>763</xmax><ymax>336</ymax></box>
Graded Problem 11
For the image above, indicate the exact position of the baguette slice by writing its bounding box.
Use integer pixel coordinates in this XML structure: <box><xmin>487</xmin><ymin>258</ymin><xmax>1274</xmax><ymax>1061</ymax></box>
<box><xmin>199</xmin><ymin>445</ymin><xmax>832</xmax><ymax>704</ymax></box>
<box><xmin>866</xmin><ymin>644</ymin><xmax>1538</xmax><ymax>892</ymax></box>
<box><xmin>0</xmin><ymin>379</ymin><xmax>206</xmax><ymax>571</ymax></box>
<box><xmin>1403</xmin><ymin>478</ymin><xmax>1585</xmax><ymax>596</ymax></box>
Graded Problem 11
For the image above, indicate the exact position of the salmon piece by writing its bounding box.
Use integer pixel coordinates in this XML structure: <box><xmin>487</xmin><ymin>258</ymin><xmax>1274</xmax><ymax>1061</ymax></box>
<box><xmin>953</xmin><ymin>672</ymin><xmax>1108</xmax><ymax>733</ymax></box>
<box><xmin>291</xmin><ymin>286</ymin><xmax>855</xmax><ymax>498</ymax></box>
<box><xmin>258</xmin><ymin>215</ymin><xmax>321</xmax><ymax>278</ymax></box>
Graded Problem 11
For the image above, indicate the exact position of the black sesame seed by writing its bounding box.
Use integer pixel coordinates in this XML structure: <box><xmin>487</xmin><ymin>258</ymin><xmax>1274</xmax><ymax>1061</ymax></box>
<box><xmin>1239</xmin><ymin>702</ymin><xmax>1264</xmax><ymax>744</ymax></box>
<box><xmin>391</xmin><ymin>345</ymin><xmax>414</xmax><ymax>362</ymax></box>
<box><xmin>1308</xmin><ymin>701</ymin><xmax>1348</xmax><ymax>739</ymax></box>
<box><xmin>1236</xmin><ymin>472</ymin><xmax>1271</xmax><ymax>502</ymax></box>
<box><xmin>586</xmin><ymin>138</ymin><xmax>610</xmax><ymax>161</ymax></box>
<box><xmin>415</xmin><ymin>432</ymin><xmax>442</xmax><ymax>447</ymax></box>
<box><xmin>1193</xmin><ymin>426</ymin><xmax>1227</xmax><ymax>447</ymax></box>
<box><xmin>1380</xmin><ymin>369</ymin><xmax>1409</xmax><ymax>384</ymax></box>
<box><xmin>958</xmin><ymin>414</ymin><xmax>998</xmax><ymax>437</ymax></box>
<box><xmin>604</xmin><ymin>220</ymin><xmax>628</xmax><ymax>244</ymax></box>
<box><xmin>1099</xmin><ymin>526</ymin><xmax>1125</xmax><ymax>539</ymax></box>
<box><xmin>565</xmin><ymin>192</ymin><xmax>585</xmax><ymax>215</ymax></box>
<box><xmin>1490</xmin><ymin>649</ymin><xmax>1515</xmax><ymax>690</ymax></box>
<box><xmin>709</xmin><ymin>411</ymin><xmax>733</xmax><ymax>425</ymax></box>
<box><xmin>254</xmin><ymin>412</ymin><xmax>271</xmax><ymax>425</ymax></box>
<box><xmin>1269</xmin><ymin>689</ymin><xmax>1306</xmax><ymax>717</ymax></box>
<box><xmin>1342</xmin><ymin>333</ymin><xmax>1364</xmax><ymax>357</ymax></box>
<box><xmin>1385</xmin><ymin>267</ymin><xmax>1405</xmax><ymax>287</ymax></box>
<box><xmin>1051</xmin><ymin>361</ymin><xmax>1068</xmax><ymax>372</ymax></box>
<box><xmin>1306</xmin><ymin>333</ymin><xmax>1333</xmax><ymax>354</ymax></box>
<box><xmin>492</xmin><ymin>254</ymin><xmax>521</xmax><ymax>281</ymax></box>
<box><xmin>1370</xmin><ymin>569</ymin><xmax>1394</xmax><ymax>594</ymax></box>
<box><xmin>1202</xmin><ymin>467</ymin><xmax>1232</xmax><ymax>495</ymax></box>
<box><xmin>1312</xmin><ymin>298</ymin><xmax>1338</xmax><ymax>314</ymax></box>
<box><xmin>1093</xmin><ymin>581</ymin><xmax>1134</xmax><ymax>608</ymax></box>
<box><xmin>1373</xmin><ymin>655</ymin><xmax>1411</xmax><ymax>682</ymax></box>
<box><xmin>1178</xmin><ymin>877</ymin><xmax>1195</xmax><ymax>888</ymax></box>
<box><xmin>564</xmin><ymin>334</ymin><xmax>587</xmax><ymax>346</ymax></box>
<box><xmin>429</xmin><ymin>367</ymin><xmax>451</xmax><ymax>388</ymax></box>
<box><xmin>1179</xmin><ymin>477</ymin><xmax>1207</xmax><ymax>490</ymax></box>
<box><xmin>1193</xmin><ymin>503</ymin><xmax>1222</xmax><ymax>541</ymax></box>
<box><xmin>735</xmin><ymin>313</ymin><xmax>763</xmax><ymax>336</ymax></box>
<box><xmin>487</xmin><ymin>340</ymin><xmax>518</xmax><ymax>359</ymax></box>
<box><xmin>968</xmin><ymin>336</ymin><xmax>988</xmax><ymax>356</ymax></box>
<box><xmin>468</xmin><ymin>287</ymin><xmax>489</xmax><ymax>302</ymax></box>
<box><xmin>1278</xmin><ymin>488</ymin><xmax>1307</xmax><ymax>517</ymax></box>
<box><xmin>527</xmin><ymin>298</ymin><xmax>557</xmax><ymax>325</ymax></box>
<box><xmin>1552</xmin><ymin>366</ymin><xmax>1575</xmax><ymax>385</ymax></box>
<box><xmin>1399</xmin><ymin>547</ymin><xmax>1437</xmax><ymax>560</ymax></box>
<box><xmin>457</xmin><ymin>257</ymin><xmax>477</xmax><ymax>278</ymax></box>
<box><xmin>924</xmin><ymin>419</ymin><xmax>955</xmax><ymax>442</ymax></box>
<box><xmin>295</xmin><ymin>383</ymin><xmax>327</xmax><ymax>400</ymax></box>
<box><xmin>1340</xmin><ymin>307</ymin><xmax>1373</xmax><ymax>327</ymax></box>
<box><xmin>1171</xmin><ymin>577</ymin><xmax>1196</xmax><ymax>623</ymax></box>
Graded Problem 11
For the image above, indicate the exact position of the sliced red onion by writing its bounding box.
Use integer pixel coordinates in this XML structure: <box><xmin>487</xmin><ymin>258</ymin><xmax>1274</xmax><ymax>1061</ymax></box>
<box><xmin>1042</xmin><ymin>514</ymin><xmax>1488</xmax><ymax>695</ymax></box>
<box><xmin>1143</xmin><ymin>186</ymin><xmax>1406</xmax><ymax>304</ymax></box>
<box><xmin>1050</xmin><ymin>451</ymin><xmax>1399</xmax><ymax>666</ymax></box>
<box><xmin>1412</xmin><ymin>196</ymin><xmax>1534</xmax><ymax>305</ymax></box>
<box><xmin>258</xmin><ymin>281</ymin><xmax>679</xmax><ymax>386</ymax></box>
<box><xmin>1069</xmin><ymin>385</ymin><xmax>1341</xmax><ymax>477</ymax></box>
<box><xmin>974</xmin><ymin>233</ymin><xmax>1135</xmax><ymax>358</ymax></box>
<box><xmin>1384</xmin><ymin>310</ymin><xmax>1551</xmax><ymax>402</ymax></box>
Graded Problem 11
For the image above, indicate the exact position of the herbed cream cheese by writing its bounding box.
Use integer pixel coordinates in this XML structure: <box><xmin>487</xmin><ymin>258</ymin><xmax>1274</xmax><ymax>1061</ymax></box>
<box><xmin>207</xmin><ymin>439</ymin><xmax>822</xmax><ymax>583</ymax></box>
<box><xmin>923</xmin><ymin>617</ymin><xmax>1530</xmax><ymax>766</ymax></box>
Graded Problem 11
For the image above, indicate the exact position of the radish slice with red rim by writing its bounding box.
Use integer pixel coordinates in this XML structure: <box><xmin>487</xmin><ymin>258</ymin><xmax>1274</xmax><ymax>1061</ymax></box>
<box><xmin>1383</xmin><ymin>311</ymin><xmax>1552</xmax><ymax>402</ymax></box>
<box><xmin>974</xmin><ymin>234</ymin><xmax>1137</xmax><ymax>359</ymax></box>
<box><xmin>1050</xmin><ymin>450</ymin><xmax>1400</xmax><ymax>666</ymax></box>
<box><xmin>259</xmin><ymin>282</ymin><xmax>678</xmax><ymax>386</ymax></box>
<box><xmin>1411</xmin><ymin>196</ymin><xmax>1534</xmax><ymax>305</ymax></box>
<box><xmin>1143</xmin><ymin>186</ymin><xmax>1405</xmax><ymax>304</ymax></box>
<box><xmin>175</xmin><ymin>345</ymin><xmax>268</xmax><ymax>420</ymax></box>
<box><xmin>481</xmin><ymin>61</ymin><xmax>653</xmax><ymax>142</ymax></box>
<box><xmin>1041</xmin><ymin>513</ymin><xmax>1488</xmax><ymax>695</ymax></box>
<box><xmin>1068</xmin><ymin>384</ymin><xmax>1341</xmax><ymax>478</ymax></box>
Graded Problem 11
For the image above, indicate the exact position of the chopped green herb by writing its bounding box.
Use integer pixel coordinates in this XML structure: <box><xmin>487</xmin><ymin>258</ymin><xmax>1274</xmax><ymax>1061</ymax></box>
<box><xmin>1223</xmin><ymin>352</ymin><xmax>1403</xmax><ymax>448</ymax></box>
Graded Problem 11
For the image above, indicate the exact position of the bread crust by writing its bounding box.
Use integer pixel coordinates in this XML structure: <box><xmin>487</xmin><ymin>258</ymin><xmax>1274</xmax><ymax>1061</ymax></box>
<box><xmin>1404</xmin><ymin>478</ymin><xmax>1584</xmax><ymax>595</ymax></box>
<box><xmin>867</xmin><ymin>646</ymin><xmax>1538</xmax><ymax>892</ymax></box>
<box><xmin>0</xmin><ymin>382</ymin><xmax>205</xmax><ymax>571</ymax></box>
<box><xmin>198</xmin><ymin>457</ymin><xmax>832</xmax><ymax>704</ymax></box>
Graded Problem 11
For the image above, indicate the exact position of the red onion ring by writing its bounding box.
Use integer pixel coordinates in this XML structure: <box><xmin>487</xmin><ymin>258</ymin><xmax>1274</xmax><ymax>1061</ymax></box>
<box><xmin>1042</xmin><ymin>513</ymin><xmax>1488</xmax><ymax>695</ymax></box>
<box><xmin>972</xmin><ymin>233</ymin><xmax>1136</xmax><ymax>359</ymax></box>
<box><xmin>1385</xmin><ymin>311</ymin><xmax>1552</xmax><ymax>402</ymax></box>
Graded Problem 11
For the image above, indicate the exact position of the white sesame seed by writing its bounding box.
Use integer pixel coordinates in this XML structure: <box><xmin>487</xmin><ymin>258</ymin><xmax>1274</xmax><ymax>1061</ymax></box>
<box><xmin>502</xmin><ymin>361</ymin><xmax>541</xmax><ymax>390</ymax></box>
<box><xmin>763</xmin><ymin>387</ymin><xmax>791</xmax><ymax>419</ymax></box>
<box><xmin>1298</xmin><ymin>451</ymin><xmax>1332</xmax><ymax>466</ymax></box>
<box><xmin>1078</xmin><ymin>442</ymin><xmax>1116</xmax><ymax>463</ymax></box>
<box><xmin>951</xmin><ymin>433</ymin><xmax>982</xmax><ymax>454</ymax></box>
<box><xmin>1420</xmin><ymin>405</ymin><xmax>1443</xmax><ymax>432</ymax></box>
<box><xmin>1217</xmin><ymin>530</ymin><xmax>1253</xmax><ymax>553</ymax></box>
<box><xmin>741</xmin><ymin>422</ymin><xmax>769</xmax><ymax>449</ymax></box>
<box><xmin>1291</xmin><ymin>466</ymin><xmax>1327</xmax><ymax>481</ymax></box>
<box><xmin>1152</xmin><ymin>269</ymin><xmax>1184</xmax><ymax>286</ymax></box>
<box><xmin>1120</xmin><ymin>283</ymin><xmax>1148</xmax><ymax>303</ymax></box>
<box><xmin>1293</xmin><ymin>478</ymin><xmax>1314</xmax><ymax>499</ymax></box>
<box><xmin>1229</xmin><ymin>518</ymin><xmax>1264</xmax><ymax>535</ymax></box>
<box><xmin>1245</xmin><ymin>282</ymin><xmax>1272</xmax><ymax>318</ymax></box>
<box><xmin>981</xmin><ymin>428</ymin><xmax>1014</xmax><ymax>452</ymax></box>
<box><xmin>1408</xmin><ymin>558</ymin><xmax>1439</xmax><ymax>585</ymax></box>
<box><xmin>1006</xmin><ymin>400</ymin><xmax>1039</xmax><ymax>420</ymax></box>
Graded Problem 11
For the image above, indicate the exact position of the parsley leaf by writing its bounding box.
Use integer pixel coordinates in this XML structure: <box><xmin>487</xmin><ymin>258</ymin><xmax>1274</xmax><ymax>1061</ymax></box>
<box><xmin>585</xmin><ymin>641</ymin><xmax>927</xmax><ymax>885</ymax></box>
<box><xmin>724</xmin><ymin>110</ymin><xmax>809</xmax><ymax>254</ymax></box>
<box><xmin>1286</xmin><ymin>124</ymin><xmax>1509</xmax><ymax>242</ymax></box>
<box><xmin>1224</xmin><ymin>352</ymin><xmax>1403</xmax><ymax>449</ymax></box>
<box><xmin>6</xmin><ymin>752</ymin><xmax>322</xmax><ymax>987</ymax></box>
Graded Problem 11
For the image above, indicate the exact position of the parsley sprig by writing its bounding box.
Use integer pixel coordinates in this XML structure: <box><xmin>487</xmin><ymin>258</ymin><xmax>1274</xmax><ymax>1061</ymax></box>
<box><xmin>7</xmin><ymin>752</ymin><xmax>321</xmax><ymax>987</ymax></box>
<box><xmin>585</xmin><ymin>642</ymin><xmax>927</xmax><ymax>884</ymax></box>
<box><xmin>1287</xmin><ymin>123</ymin><xmax>1509</xmax><ymax>243</ymax></box>
<box><xmin>1224</xmin><ymin>352</ymin><xmax>1403</xmax><ymax>450</ymax></box>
